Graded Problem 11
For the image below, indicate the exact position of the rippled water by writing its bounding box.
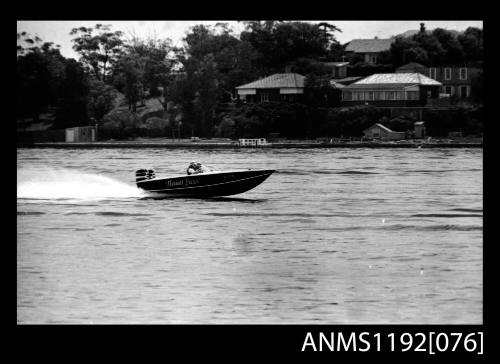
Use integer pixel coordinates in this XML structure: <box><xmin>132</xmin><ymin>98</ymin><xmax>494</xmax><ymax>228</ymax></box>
<box><xmin>17</xmin><ymin>147</ymin><xmax>482</xmax><ymax>324</ymax></box>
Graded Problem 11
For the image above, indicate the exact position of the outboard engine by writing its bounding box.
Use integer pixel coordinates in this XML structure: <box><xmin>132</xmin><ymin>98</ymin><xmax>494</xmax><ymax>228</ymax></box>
<box><xmin>135</xmin><ymin>169</ymin><xmax>156</xmax><ymax>183</ymax></box>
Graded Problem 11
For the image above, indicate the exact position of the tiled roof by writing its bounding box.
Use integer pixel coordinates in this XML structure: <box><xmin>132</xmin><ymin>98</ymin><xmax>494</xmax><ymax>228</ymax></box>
<box><xmin>396</xmin><ymin>62</ymin><xmax>427</xmax><ymax>72</ymax></box>
<box><xmin>236</xmin><ymin>73</ymin><xmax>305</xmax><ymax>89</ymax></box>
<box><xmin>334</xmin><ymin>76</ymin><xmax>363</xmax><ymax>84</ymax></box>
<box><xmin>321</xmin><ymin>62</ymin><xmax>349</xmax><ymax>67</ymax></box>
<box><xmin>365</xmin><ymin>123</ymin><xmax>393</xmax><ymax>133</ymax></box>
<box><xmin>351</xmin><ymin>73</ymin><xmax>442</xmax><ymax>86</ymax></box>
<box><xmin>343</xmin><ymin>83</ymin><xmax>412</xmax><ymax>90</ymax></box>
<box><xmin>330</xmin><ymin>81</ymin><xmax>346</xmax><ymax>88</ymax></box>
<box><xmin>345</xmin><ymin>38</ymin><xmax>394</xmax><ymax>53</ymax></box>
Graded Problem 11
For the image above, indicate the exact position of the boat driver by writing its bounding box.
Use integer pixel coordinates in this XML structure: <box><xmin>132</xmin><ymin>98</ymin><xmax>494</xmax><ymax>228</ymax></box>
<box><xmin>187</xmin><ymin>161</ymin><xmax>197</xmax><ymax>175</ymax></box>
<box><xmin>195</xmin><ymin>162</ymin><xmax>210</xmax><ymax>173</ymax></box>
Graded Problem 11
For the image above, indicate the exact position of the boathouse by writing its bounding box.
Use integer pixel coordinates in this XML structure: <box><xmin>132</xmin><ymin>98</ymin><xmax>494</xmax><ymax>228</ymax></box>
<box><xmin>363</xmin><ymin>123</ymin><xmax>405</xmax><ymax>141</ymax></box>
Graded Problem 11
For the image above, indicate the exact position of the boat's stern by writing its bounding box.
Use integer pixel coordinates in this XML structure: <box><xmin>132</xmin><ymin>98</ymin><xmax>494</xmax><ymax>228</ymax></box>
<box><xmin>135</xmin><ymin>169</ymin><xmax>156</xmax><ymax>185</ymax></box>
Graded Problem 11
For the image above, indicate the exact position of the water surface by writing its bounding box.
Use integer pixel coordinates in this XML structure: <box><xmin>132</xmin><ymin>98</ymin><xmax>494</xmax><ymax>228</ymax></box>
<box><xmin>17</xmin><ymin>147</ymin><xmax>482</xmax><ymax>324</ymax></box>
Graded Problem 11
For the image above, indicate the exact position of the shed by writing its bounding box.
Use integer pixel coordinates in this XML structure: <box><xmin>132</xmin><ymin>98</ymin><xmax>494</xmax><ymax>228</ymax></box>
<box><xmin>414</xmin><ymin>121</ymin><xmax>426</xmax><ymax>139</ymax></box>
<box><xmin>65</xmin><ymin>126</ymin><xmax>96</xmax><ymax>142</ymax></box>
<box><xmin>363</xmin><ymin>123</ymin><xmax>405</xmax><ymax>141</ymax></box>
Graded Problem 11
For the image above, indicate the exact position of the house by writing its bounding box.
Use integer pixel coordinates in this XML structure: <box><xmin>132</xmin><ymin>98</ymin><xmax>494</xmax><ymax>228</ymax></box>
<box><xmin>341</xmin><ymin>73</ymin><xmax>442</xmax><ymax>107</ymax></box>
<box><xmin>396</xmin><ymin>62</ymin><xmax>481</xmax><ymax>99</ymax></box>
<box><xmin>344</xmin><ymin>38</ymin><xmax>394</xmax><ymax>64</ymax></box>
<box><xmin>363</xmin><ymin>123</ymin><xmax>405</xmax><ymax>141</ymax></box>
<box><xmin>236</xmin><ymin>73</ymin><xmax>305</xmax><ymax>103</ymax></box>
<box><xmin>421</xmin><ymin>64</ymin><xmax>480</xmax><ymax>100</ymax></box>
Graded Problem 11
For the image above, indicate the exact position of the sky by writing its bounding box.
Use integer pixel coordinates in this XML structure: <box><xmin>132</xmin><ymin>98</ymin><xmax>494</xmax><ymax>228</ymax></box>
<box><xmin>17</xmin><ymin>20</ymin><xmax>483</xmax><ymax>60</ymax></box>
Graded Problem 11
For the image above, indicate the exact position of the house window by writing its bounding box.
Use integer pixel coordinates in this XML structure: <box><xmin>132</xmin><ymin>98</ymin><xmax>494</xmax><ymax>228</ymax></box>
<box><xmin>365</xmin><ymin>91</ymin><xmax>374</xmax><ymax>100</ymax></box>
<box><xmin>353</xmin><ymin>91</ymin><xmax>365</xmax><ymax>101</ymax></box>
<box><xmin>386</xmin><ymin>91</ymin><xmax>396</xmax><ymax>100</ymax></box>
<box><xmin>444</xmin><ymin>68</ymin><xmax>452</xmax><ymax>80</ymax></box>
<box><xmin>429</xmin><ymin>68</ymin><xmax>437</xmax><ymax>79</ymax></box>
<box><xmin>370</xmin><ymin>55</ymin><xmax>377</xmax><ymax>63</ymax></box>
<box><xmin>459</xmin><ymin>68</ymin><xmax>467</xmax><ymax>80</ymax></box>
<box><xmin>459</xmin><ymin>85</ymin><xmax>469</xmax><ymax>98</ymax></box>
<box><xmin>406</xmin><ymin>91</ymin><xmax>419</xmax><ymax>100</ymax></box>
<box><xmin>444</xmin><ymin>86</ymin><xmax>454</xmax><ymax>95</ymax></box>
<box><xmin>260</xmin><ymin>93</ymin><xmax>270</xmax><ymax>102</ymax></box>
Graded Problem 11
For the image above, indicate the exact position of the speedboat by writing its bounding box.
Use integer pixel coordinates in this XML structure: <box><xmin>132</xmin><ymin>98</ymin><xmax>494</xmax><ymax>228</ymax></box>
<box><xmin>135</xmin><ymin>168</ymin><xmax>275</xmax><ymax>197</ymax></box>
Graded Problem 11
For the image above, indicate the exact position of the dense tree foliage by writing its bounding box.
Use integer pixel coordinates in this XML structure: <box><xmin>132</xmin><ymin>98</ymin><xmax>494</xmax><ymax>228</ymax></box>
<box><xmin>70</xmin><ymin>24</ymin><xmax>124</xmax><ymax>82</ymax></box>
<box><xmin>240</xmin><ymin>21</ymin><xmax>342</xmax><ymax>73</ymax></box>
<box><xmin>390</xmin><ymin>26</ymin><xmax>483</xmax><ymax>67</ymax></box>
<box><xmin>17</xmin><ymin>22</ymin><xmax>483</xmax><ymax>139</ymax></box>
<box><xmin>17</xmin><ymin>33</ymin><xmax>87</xmax><ymax>127</ymax></box>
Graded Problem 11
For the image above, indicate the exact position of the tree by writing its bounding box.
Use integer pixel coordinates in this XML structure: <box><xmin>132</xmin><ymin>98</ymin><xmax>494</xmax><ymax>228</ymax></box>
<box><xmin>389</xmin><ymin>25</ymin><xmax>482</xmax><ymax>67</ymax></box>
<box><xmin>240</xmin><ymin>21</ymin><xmax>340</xmax><ymax>72</ymax></box>
<box><xmin>172</xmin><ymin>23</ymin><xmax>259</xmax><ymax>136</ymax></box>
<box><xmin>390</xmin><ymin>36</ymin><xmax>423</xmax><ymax>66</ymax></box>
<box><xmin>458</xmin><ymin>27</ymin><xmax>483</xmax><ymax>63</ymax></box>
<box><xmin>54</xmin><ymin>59</ymin><xmax>89</xmax><ymax>128</ymax></box>
<box><xmin>317</xmin><ymin>22</ymin><xmax>343</xmax><ymax>60</ymax></box>
<box><xmin>412</xmin><ymin>30</ymin><xmax>445</xmax><ymax>65</ymax></box>
<box><xmin>17</xmin><ymin>33</ymin><xmax>66</xmax><ymax>123</ymax></box>
<box><xmin>124</xmin><ymin>36</ymin><xmax>176</xmax><ymax>98</ymax></box>
<box><xmin>113</xmin><ymin>54</ymin><xmax>144</xmax><ymax>112</ymax></box>
<box><xmin>70</xmin><ymin>24</ymin><xmax>124</xmax><ymax>82</ymax></box>
<box><xmin>432</xmin><ymin>28</ymin><xmax>464</xmax><ymax>64</ymax></box>
<box><xmin>87</xmin><ymin>78</ymin><xmax>117</xmax><ymax>124</ymax></box>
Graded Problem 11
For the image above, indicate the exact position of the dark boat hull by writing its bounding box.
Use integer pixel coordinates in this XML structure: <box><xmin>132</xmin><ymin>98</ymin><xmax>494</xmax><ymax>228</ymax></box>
<box><xmin>136</xmin><ymin>169</ymin><xmax>275</xmax><ymax>197</ymax></box>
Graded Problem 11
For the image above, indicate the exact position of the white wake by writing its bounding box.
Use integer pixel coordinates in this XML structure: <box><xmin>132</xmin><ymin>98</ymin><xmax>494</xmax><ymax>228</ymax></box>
<box><xmin>17</xmin><ymin>166</ymin><xmax>144</xmax><ymax>200</ymax></box>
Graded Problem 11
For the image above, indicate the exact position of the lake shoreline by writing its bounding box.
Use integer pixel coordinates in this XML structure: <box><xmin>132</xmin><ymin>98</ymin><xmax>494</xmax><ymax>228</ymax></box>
<box><xmin>19</xmin><ymin>140</ymin><xmax>483</xmax><ymax>149</ymax></box>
